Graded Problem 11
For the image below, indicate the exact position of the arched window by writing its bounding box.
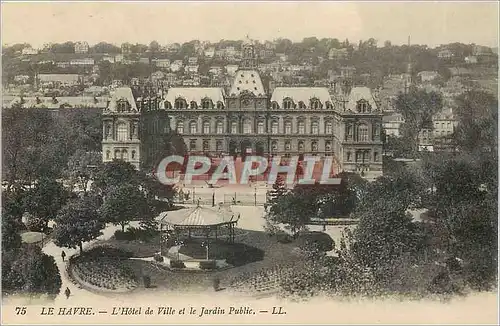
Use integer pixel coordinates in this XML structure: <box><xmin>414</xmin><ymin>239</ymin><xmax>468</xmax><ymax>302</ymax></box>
<box><xmin>189</xmin><ymin>121</ymin><xmax>197</xmax><ymax>134</ymax></box>
<box><xmin>283</xmin><ymin>98</ymin><xmax>294</xmax><ymax>110</ymax></box>
<box><xmin>284</xmin><ymin>140</ymin><xmax>291</xmax><ymax>151</ymax></box>
<box><xmin>271</xmin><ymin>101</ymin><xmax>279</xmax><ymax>110</ymax></box>
<box><xmin>311</xmin><ymin>99</ymin><xmax>321</xmax><ymax>109</ymax></box>
<box><xmin>216</xmin><ymin>101</ymin><xmax>224</xmax><ymax>109</ymax></box>
<box><xmin>271</xmin><ymin>121</ymin><xmax>279</xmax><ymax>134</ymax></box>
<box><xmin>257</xmin><ymin>121</ymin><xmax>265</xmax><ymax>134</ymax></box>
<box><xmin>216</xmin><ymin>140</ymin><xmax>223</xmax><ymax>151</ymax></box>
<box><xmin>131</xmin><ymin>150</ymin><xmax>136</xmax><ymax>159</ymax></box>
<box><xmin>176</xmin><ymin>121</ymin><xmax>184</xmax><ymax>134</ymax></box>
<box><xmin>357</xmin><ymin>100</ymin><xmax>369</xmax><ymax>113</ymax></box>
<box><xmin>284</xmin><ymin>121</ymin><xmax>292</xmax><ymax>134</ymax></box>
<box><xmin>298</xmin><ymin>140</ymin><xmax>305</xmax><ymax>151</ymax></box>
<box><xmin>358</xmin><ymin>124</ymin><xmax>368</xmax><ymax>141</ymax></box>
<box><xmin>174</xmin><ymin>98</ymin><xmax>187</xmax><ymax>109</ymax></box>
<box><xmin>216</xmin><ymin>121</ymin><xmax>224</xmax><ymax>134</ymax></box>
<box><xmin>117</xmin><ymin>122</ymin><xmax>128</xmax><ymax>141</ymax></box>
<box><xmin>165</xmin><ymin>101</ymin><xmax>172</xmax><ymax>109</ymax></box>
<box><xmin>298</xmin><ymin>120</ymin><xmax>305</xmax><ymax>134</ymax></box>
<box><xmin>325</xmin><ymin>121</ymin><xmax>333</xmax><ymax>134</ymax></box>
<box><xmin>122</xmin><ymin>149</ymin><xmax>128</xmax><ymax>160</ymax></box>
<box><xmin>201</xmin><ymin>99</ymin><xmax>212</xmax><ymax>109</ymax></box>
<box><xmin>243</xmin><ymin>119</ymin><xmax>252</xmax><ymax>134</ymax></box>
<box><xmin>271</xmin><ymin>140</ymin><xmax>278</xmax><ymax>151</ymax></box>
<box><xmin>231</xmin><ymin>121</ymin><xmax>238</xmax><ymax>134</ymax></box>
<box><xmin>311</xmin><ymin>121</ymin><xmax>319</xmax><ymax>134</ymax></box>
<box><xmin>114</xmin><ymin>149</ymin><xmax>120</xmax><ymax>159</ymax></box>
<box><xmin>203</xmin><ymin>140</ymin><xmax>210</xmax><ymax>151</ymax></box>
<box><xmin>203</xmin><ymin>121</ymin><xmax>210</xmax><ymax>134</ymax></box>
<box><xmin>190</xmin><ymin>101</ymin><xmax>198</xmax><ymax>109</ymax></box>
<box><xmin>106</xmin><ymin>150</ymin><xmax>110</xmax><ymax>160</ymax></box>
<box><xmin>298</xmin><ymin>101</ymin><xmax>306</xmax><ymax>109</ymax></box>
<box><xmin>325</xmin><ymin>101</ymin><xmax>333</xmax><ymax>110</ymax></box>
<box><xmin>325</xmin><ymin>141</ymin><xmax>332</xmax><ymax>151</ymax></box>
<box><xmin>311</xmin><ymin>141</ymin><xmax>318</xmax><ymax>152</ymax></box>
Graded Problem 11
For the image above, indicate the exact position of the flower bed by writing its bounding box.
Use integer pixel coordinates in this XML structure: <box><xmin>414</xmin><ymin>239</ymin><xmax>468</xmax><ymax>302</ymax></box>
<box><xmin>229</xmin><ymin>263</ymin><xmax>296</xmax><ymax>294</ymax></box>
<box><xmin>71</xmin><ymin>257</ymin><xmax>138</xmax><ymax>292</ymax></box>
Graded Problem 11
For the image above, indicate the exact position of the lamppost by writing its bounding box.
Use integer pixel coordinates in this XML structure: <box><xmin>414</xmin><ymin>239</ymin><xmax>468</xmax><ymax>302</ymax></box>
<box><xmin>201</xmin><ymin>240</ymin><xmax>210</xmax><ymax>260</ymax></box>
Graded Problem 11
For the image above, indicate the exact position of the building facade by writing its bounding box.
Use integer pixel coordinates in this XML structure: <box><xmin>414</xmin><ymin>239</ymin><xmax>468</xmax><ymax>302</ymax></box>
<box><xmin>103</xmin><ymin>38</ymin><xmax>384</xmax><ymax>178</ymax></box>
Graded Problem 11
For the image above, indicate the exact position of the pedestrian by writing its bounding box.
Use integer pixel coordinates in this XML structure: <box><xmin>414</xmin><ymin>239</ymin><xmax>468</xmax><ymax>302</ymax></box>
<box><xmin>64</xmin><ymin>287</ymin><xmax>71</xmax><ymax>299</ymax></box>
<box><xmin>61</xmin><ymin>250</ymin><xmax>66</xmax><ymax>262</ymax></box>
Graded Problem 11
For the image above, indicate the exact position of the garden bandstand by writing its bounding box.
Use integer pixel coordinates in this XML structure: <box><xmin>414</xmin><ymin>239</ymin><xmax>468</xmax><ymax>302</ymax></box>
<box><xmin>156</xmin><ymin>204</ymin><xmax>239</xmax><ymax>256</ymax></box>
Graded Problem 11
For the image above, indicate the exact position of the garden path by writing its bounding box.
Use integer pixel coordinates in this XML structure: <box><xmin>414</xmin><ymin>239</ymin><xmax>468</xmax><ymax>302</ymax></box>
<box><xmin>42</xmin><ymin>222</ymin><xmax>140</xmax><ymax>303</ymax></box>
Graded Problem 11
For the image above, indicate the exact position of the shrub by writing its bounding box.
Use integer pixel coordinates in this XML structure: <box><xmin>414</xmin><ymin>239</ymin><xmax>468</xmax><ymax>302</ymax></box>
<box><xmin>83</xmin><ymin>246</ymin><xmax>133</xmax><ymax>259</ymax></box>
<box><xmin>154</xmin><ymin>254</ymin><xmax>164</xmax><ymax>262</ymax></box>
<box><xmin>170</xmin><ymin>260</ymin><xmax>185</xmax><ymax>269</ymax></box>
<box><xmin>199</xmin><ymin>260</ymin><xmax>217</xmax><ymax>270</ymax></box>
<box><xmin>114</xmin><ymin>230</ymin><xmax>135</xmax><ymax>241</ymax></box>
<box><xmin>276</xmin><ymin>231</ymin><xmax>293</xmax><ymax>244</ymax></box>
<box><xmin>224</xmin><ymin>244</ymin><xmax>265</xmax><ymax>267</ymax></box>
<box><xmin>295</xmin><ymin>231</ymin><xmax>334</xmax><ymax>252</ymax></box>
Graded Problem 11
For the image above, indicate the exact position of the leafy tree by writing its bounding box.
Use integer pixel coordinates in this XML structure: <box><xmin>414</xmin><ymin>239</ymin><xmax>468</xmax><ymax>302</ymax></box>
<box><xmin>2</xmin><ymin>213</ymin><xmax>22</xmax><ymax>252</ymax></box>
<box><xmin>267</xmin><ymin>175</ymin><xmax>288</xmax><ymax>203</ymax></box>
<box><xmin>53</xmin><ymin>196</ymin><xmax>104</xmax><ymax>253</ymax></box>
<box><xmin>23</xmin><ymin>178</ymin><xmax>68</xmax><ymax>231</ymax></box>
<box><xmin>395</xmin><ymin>88</ymin><xmax>443</xmax><ymax>153</ymax></box>
<box><xmin>2</xmin><ymin>245</ymin><xmax>62</xmax><ymax>299</ymax></box>
<box><xmin>99</xmin><ymin>184</ymin><xmax>152</xmax><ymax>232</ymax></box>
<box><xmin>91</xmin><ymin>160</ymin><xmax>140</xmax><ymax>196</ymax></box>
<box><xmin>65</xmin><ymin>150</ymin><xmax>101</xmax><ymax>195</ymax></box>
<box><xmin>90</xmin><ymin>42</ymin><xmax>121</xmax><ymax>54</ymax></box>
<box><xmin>453</xmin><ymin>90</ymin><xmax>498</xmax><ymax>153</ymax></box>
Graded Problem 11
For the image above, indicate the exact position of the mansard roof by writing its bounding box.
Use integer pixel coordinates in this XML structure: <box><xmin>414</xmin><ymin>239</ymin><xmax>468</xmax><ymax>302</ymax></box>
<box><xmin>270</xmin><ymin>87</ymin><xmax>333</xmax><ymax>106</ymax></box>
<box><xmin>164</xmin><ymin>87</ymin><xmax>225</xmax><ymax>104</ymax></box>
<box><xmin>345</xmin><ymin>86</ymin><xmax>378</xmax><ymax>112</ymax></box>
<box><xmin>108</xmin><ymin>87</ymin><xmax>138</xmax><ymax>111</ymax></box>
<box><xmin>228</xmin><ymin>70</ymin><xmax>265</xmax><ymax>96</ymax></box>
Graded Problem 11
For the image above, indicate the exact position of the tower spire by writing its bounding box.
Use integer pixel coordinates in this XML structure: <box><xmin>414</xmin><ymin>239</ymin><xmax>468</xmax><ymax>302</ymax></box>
<box><xmin>405</xmin><ymin>35</ymin><xmax>412</xmax><ymax>93</ymax></box>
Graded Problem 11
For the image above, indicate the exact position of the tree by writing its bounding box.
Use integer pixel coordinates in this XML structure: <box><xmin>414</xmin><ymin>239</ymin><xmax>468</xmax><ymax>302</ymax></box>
<box><xmin>2</xmin><ymin>245</ymin><xmax>62</xmax><ymax>299</ymax></box>
<box><xmin>23</xmin><ymin>178</ymin><xmax>68</xmax><ymax>231</ymax></box>
<box><xmin>99</xmin><ymin>184</ymin><xmax>152</xmax><ymax>232</ymax></box>
<box><xmin>90</xmin><ymin>42</ymin><xmax>121</xmax><ymax>54</ymax></box>
<box><xmin>267</xmin><ymin>175</ymin><xmax>288</xmax><ymax>203</ymax></box>
<box><xmin>453</xmin><ymin>90</ymin><xmax>498</xmax><ymax>153</ymax></box>
<box><xmin>395</xmin><ymin>88</ymin><xmax>443</xmax><ymax>153</ymax></box>
<box><xmin>2</xmin><ymin>213</ymin><xmax>22</xmax><ymax>253</ymax></box>
<box><xmin>65</xmin><ymin>150</ymin><xmax>101</xmax><ymax>195</ymax></box>
<box><xmin>91</xmin><ymin>160</ymin><xmax>141</xmax><ymax>196</ymax></box>
<box><xmin>53</xmin><ymin>197</ymin><xmax>104</xmax><ymax>253</ymax></box>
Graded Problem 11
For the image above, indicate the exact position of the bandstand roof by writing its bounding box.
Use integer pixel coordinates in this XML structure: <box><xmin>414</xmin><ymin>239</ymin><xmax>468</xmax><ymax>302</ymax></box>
<box><xmin>156</xmin><ymin>205</ymin><xmax>237</xmax><ymax>227</ymax></box>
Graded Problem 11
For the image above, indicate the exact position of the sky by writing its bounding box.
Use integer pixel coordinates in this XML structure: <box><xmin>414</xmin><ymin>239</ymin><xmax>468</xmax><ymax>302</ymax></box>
<box><xmin>1</xmin><ymin>1</ymin><xmax>499</xmax><ymax>48</ymax></box>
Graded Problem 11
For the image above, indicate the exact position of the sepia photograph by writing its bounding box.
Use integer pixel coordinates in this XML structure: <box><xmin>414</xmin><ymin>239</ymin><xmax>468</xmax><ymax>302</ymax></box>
<box><xmin>1</xmin><ymin>1</ymin><xmax>498</xmax><ymax>324</ymax></box>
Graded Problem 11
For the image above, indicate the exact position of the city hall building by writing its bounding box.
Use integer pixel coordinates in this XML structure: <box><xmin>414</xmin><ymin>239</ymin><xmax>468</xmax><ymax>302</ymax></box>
<box><xmin>102</xmin><ymin>39</ymin><xmax>383</xmax><ymax>178</ymax></box>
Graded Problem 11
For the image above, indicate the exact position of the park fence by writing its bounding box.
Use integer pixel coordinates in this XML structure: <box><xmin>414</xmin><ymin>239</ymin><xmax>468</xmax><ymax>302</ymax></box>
<box><xmin>223</xmin><ymin>192</ymin><xmax>268</xmax><ymax>206</ymax></box>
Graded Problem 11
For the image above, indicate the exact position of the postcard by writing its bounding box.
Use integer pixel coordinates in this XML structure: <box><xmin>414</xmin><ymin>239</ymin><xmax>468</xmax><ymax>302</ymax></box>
<box><xmin>1</xmin><ymin>1</ymin><xmax>498</xmax><ymax>325</ymax></box>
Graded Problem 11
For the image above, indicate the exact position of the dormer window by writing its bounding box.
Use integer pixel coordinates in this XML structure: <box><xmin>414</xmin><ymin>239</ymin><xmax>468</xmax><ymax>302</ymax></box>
<box><xmin>357</xmin><ymin>100</ymin><xmax>369</xmax><ymax>113</ymax></box>
<box><xmin>310</xmin><ymin>99</ymin><xmax>321</xmax><ymax>110</ymax></box>
<box><xmin>271</xmin><ymin>101</ymin><xmax>279</xmax><ymax>110</ymax></box>
<box><xmin>283</xmin><ymin>98</ymin><xmax>294</xmax><ymax>110</ymax></box>
<box><xmin>201</xmin><ymin>99</ymin><xmax>212</xmax><ymax>109</ymax></box>
<box><xmin>117</xmin><ymin>100</ymin><xmax>130</xmax><ymax>112</ymax></box>
<box><xmin>216</xmin><ymin>101</ymin><xmax>224</xmax><ymax>109</ymax></box>
<box><xmin>298</xmin><ymin>101</ymin><xmax>306</xmax><ymax>109</ymax></box>
<box><xmin>325</xmin><ymin>101</ymin><xmax>333</xmax><ymax>109</ymax></box>
<box><xmin>165</xmin><ymin>101</ymin><xmax>172</xmax><ymax>109</ymax></box>
<box><xmin>190</xmin><ymin>101</ymin><xmax>198</xmax><ymax>109</ymax></box>
<box><xmin>174</xmin><ymin>98</ymin><xmax>187</xmax><ymax>109</ymax></box>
